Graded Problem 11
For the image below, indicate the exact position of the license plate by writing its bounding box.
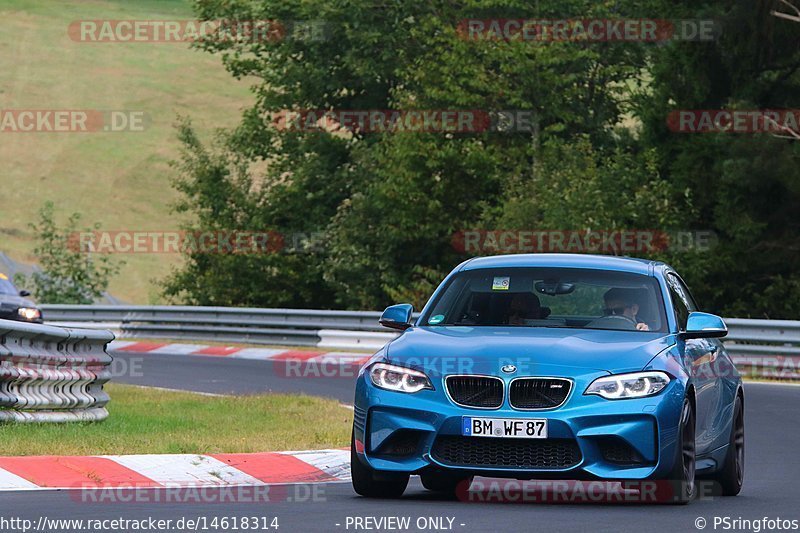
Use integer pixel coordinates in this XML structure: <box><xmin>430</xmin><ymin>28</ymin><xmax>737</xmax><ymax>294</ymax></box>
<box><xmin>462</xmin><ymin>417</ymin><xmax>548</xmax><ymax>439</ymax></box>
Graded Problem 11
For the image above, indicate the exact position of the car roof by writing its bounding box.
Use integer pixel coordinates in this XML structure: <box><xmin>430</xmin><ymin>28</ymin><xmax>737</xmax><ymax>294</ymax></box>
<box><xmin>460</xmin><ymin>253</ymin><xmax>662</xmax><ymax>276</ymax></box>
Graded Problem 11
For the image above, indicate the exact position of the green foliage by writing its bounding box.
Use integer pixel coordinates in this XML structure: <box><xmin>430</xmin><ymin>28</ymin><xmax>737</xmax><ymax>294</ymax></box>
<box><xmin>166</xmin><ymin>0</ymin><xmax>800</xmax><ymax>317</ymax></box>
<box><xmin>15</xmin><ymin>202</ymin><xmax>123</xmax><ymax>304</ymax></box>
<box><xmin>636</xmin><ymin>0</ymin><xmax>800</xmax><ymax>317</ymax></box>
<box><xmin>486</xmin><ymin>135</ymin><xmax>684</xmax><ymax>230</ymax></box>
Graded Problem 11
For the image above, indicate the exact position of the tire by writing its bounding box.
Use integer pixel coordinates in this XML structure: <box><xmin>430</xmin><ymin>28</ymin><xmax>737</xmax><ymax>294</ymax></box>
<box><xmin>663</xmin><ymin>397</ymin><xmax>697</xmax><ymax>505</ymax></box>
<box><xmin>420</xmin><ymin>472</ymin><xmax>474</xmax><ymax>498</ymax></box>
<box><xmin>707</xmin><ymin>394</ymin><xmax>744</xmax><ymax>496</ymax></box>
<box><xmin>351</xmin><ymin>432</ymin><xmax>409</xmax><ymax>498</ymax></box>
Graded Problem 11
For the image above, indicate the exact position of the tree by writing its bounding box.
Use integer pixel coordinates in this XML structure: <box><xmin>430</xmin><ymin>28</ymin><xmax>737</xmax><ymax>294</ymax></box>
<box><xmin>15</xmin><ymin>202</ymin><xmax>123</xmax><ymax>304</ymax></box>
<box><xmin>638</xmin><ymin>0</ymin><xmax>800</xmax><ymax>317</ymax></box>
<box><xmin>167</xmin><ymin>0</ymin><xmax>799</xmax><ymax>318</ymax></box>
<box><xmin>169</xmin><ymin>0</ymin><xmax>665</xmax><ymax>308</ymax></box>
<box><xmin>772</xmin><ymin>0</ymin><xmax>800</xmax><ymax>23</ymax></box>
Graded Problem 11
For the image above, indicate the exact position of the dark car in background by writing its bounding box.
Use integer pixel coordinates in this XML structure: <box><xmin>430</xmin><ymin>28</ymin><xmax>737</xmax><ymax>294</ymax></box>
<box><xmin>0</xmin><ymin>273</ymin><xmax>42</xmax><ymax>323</ymax></box>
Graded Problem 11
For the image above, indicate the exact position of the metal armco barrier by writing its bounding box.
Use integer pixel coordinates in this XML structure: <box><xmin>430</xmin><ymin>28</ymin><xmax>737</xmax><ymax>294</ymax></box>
<box><xmin>0</xmin><ymin>319</ymin><xmax>114</xmax><ymax>423</ymax></box>
<box><xmin>40</xmin><ymin>305</ymin><xmax>800</xmax><ymax>379</ymax></box>
<box><xmin>42</xmin><ymin>305</ymin><xmax>402</xmax><ymax>350</ymax></box>
<box><xmin>724</xmin><ymin>319</ymin><xmax>800</xmax><ymax>380</ymax></box>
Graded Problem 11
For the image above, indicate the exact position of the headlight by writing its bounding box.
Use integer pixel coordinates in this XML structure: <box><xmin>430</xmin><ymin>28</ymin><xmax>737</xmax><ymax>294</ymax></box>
<box><xmin>369</xmin><ymin>363</ymin><xmax>433</xmax><ymax>393</ymax></box>
<box><xmin>585</xmin><ymin>371</ymin><xmax>670</xmax><ymax>400</ymax></box>
<box><xmin>17</xmin><ymin>307</ymin><xmax>42</xmax><ymax>322</ymax></box>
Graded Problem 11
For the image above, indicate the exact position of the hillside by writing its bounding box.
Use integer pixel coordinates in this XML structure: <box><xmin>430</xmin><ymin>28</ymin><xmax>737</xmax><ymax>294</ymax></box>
<box><xmin>0</xmin><ymin>0</ymin><xmax>253</xmax><ymax>302</ymax></box>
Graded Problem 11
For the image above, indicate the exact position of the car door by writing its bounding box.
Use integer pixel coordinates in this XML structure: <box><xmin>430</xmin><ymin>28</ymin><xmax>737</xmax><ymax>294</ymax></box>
<box><xmin>666</xmin><ymin>273</ymin><xmax>720</xmax><ymax>456</ymax></box>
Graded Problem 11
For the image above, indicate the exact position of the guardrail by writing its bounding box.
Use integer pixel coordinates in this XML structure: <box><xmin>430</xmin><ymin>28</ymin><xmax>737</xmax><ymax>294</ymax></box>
<box><xmin>0</xmin><ymin>319</ymin><xmax>114</xmax><ymax>422</ymax></box>
<box><xmin>42</xmin><ymin>305</ymin><xmax>400</xmax><ymax>351</ymax></box>
<box><xmin>724</xmin><ymin>319</ymin><xmax>800</xmax><ymax>380</ymax></box>
<box><xmin>40</xmin><ymin>305</ymin><xmax>800</xmax><ymax>379</ymax></box>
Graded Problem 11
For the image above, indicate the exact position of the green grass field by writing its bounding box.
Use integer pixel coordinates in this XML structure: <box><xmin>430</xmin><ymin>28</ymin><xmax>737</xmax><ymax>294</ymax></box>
<box><xmin>0</xmin><ymin>0</ymin><xmax>253</xmax><ymax>303</ymax></box>
<box><xmin>0</xmin><ymin>384</ymin><xmax>352</xmax><ymax>456</ymax></box>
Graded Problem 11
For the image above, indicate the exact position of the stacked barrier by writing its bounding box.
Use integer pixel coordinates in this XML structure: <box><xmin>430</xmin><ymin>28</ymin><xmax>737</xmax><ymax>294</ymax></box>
<box><xmin>0</xmin><ymin>319</ymin><xmax>114</xmax><ymax>423</ymax></box>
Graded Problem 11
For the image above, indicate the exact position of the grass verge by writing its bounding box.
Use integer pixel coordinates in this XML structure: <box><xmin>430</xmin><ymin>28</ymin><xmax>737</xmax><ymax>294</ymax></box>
<box><xmin>0</xmin><ymin>0</ymin><xmax>253</xmax><ymax>303</ymax></box>
<box><xmin>0</xmin><ymin>384</ymin><xmax>352</xmax><ymax>456</ymax></box>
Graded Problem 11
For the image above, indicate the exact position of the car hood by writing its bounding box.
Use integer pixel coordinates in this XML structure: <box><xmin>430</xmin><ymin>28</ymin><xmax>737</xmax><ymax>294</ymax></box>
<box><xmin>0</xmin><ymin>294</ymin><xmax>35</xmax><ymax>309</ymax></box>
<box><xmin>385</xmin><ymin>326</ymin><xmax>676</xmax><ymax>376</ymax></box>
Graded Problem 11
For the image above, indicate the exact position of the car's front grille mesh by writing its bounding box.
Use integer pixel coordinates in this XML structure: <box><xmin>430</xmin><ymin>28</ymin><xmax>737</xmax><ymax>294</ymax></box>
<box><xmin>446</xmin><ymin>376</ymin><xmax>503</xmax><ymax>408</ymax></box>
<box><xmin>509</xmin><ymin>378</ymin><xmax>572</xmax><ymax>409</ymax></box>
<box><xmin>432</xmin><ymin>436</ymin><xmax>581</xmax><ymax>469</ymax></box>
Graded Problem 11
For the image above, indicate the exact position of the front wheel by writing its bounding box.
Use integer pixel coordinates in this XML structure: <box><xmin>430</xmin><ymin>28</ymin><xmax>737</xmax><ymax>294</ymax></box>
<box><xmin>706</xmin><ymin>394</ymin><xmax>744</xmax><ymax>496</ymax></box>
<box><xmin>663</xmin><ymin>397</ymin><xmax>696</xmax><ymax>504</ymax></box>
<box><xmin>351</xmin><ymin>432</ymin><xmax>409</xmax><ymax>498</ymax></box>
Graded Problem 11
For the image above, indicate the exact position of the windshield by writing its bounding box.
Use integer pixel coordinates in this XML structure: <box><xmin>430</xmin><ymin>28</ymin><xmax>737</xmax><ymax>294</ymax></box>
<box><xmin>0</xmin><ymin>276</ymin><xmax>18</xmax><ymax>296</ymax></box>
<box><xmin>421</xmin><ymin>267</ymin><xmax>667</xmax><ymax>333</ymax></box>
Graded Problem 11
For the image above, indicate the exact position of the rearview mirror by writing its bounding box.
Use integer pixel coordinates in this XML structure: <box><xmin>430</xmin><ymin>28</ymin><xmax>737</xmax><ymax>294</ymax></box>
<box><xmin>534</xmin><ymin>281</ymin><xmax>575</xmax><ymax>296</ymax></box>
<box><xmin>379</xmin><ymin>304</ymin><xmax>414</xmax><ymax>331</ymax></box>
<box><xmin>18</xmin><ymin>290</ymin><xmax>31</xmax><ymax>297</ymax></box>
<box><xmin>681</xmin><ymin>312</ymin><xmax>728</xmax><ymax>339</ymax></box>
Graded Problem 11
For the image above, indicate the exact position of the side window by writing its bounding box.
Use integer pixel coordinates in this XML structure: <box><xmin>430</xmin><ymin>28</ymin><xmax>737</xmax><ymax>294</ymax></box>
<box><xmin>667</xmin><ymin>274</ymin><xmax>691</xmax><ymax>330</ymax></box>
<box><xmin>674</xmin><ymin>276</ymin><xmax>699</xmax><ymax>312</ymax></box>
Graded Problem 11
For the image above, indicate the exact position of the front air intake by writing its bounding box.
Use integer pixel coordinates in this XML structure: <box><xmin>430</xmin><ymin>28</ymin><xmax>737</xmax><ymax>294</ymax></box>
<box><xmin>509</xmin><ymin>378</ymin><xmax>572</xmax><ymax>409</ymax></box>
<box><xmin>445</xmin><ymin>376</ymin><xmax>504</xmax><ymax>408</ymax></box>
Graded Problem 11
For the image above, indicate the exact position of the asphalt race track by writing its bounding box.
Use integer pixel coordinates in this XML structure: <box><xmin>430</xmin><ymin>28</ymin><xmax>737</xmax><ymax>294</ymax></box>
<box><xmin>109</xmin><ymin>351</ymin><xmax>358</xmax><ymax>403</ymax></box>
<box><xmin>1</xmin><ymin>352</ymin><xmax>798</xmax><ymax>533</ymax></box>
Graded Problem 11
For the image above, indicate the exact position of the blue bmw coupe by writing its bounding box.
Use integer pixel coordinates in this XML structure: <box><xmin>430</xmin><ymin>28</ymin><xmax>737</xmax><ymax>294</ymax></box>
<box><xmin>352</xmin><ymin>254</ymin><xmax>744</xmax><ymax>504</ymax></box>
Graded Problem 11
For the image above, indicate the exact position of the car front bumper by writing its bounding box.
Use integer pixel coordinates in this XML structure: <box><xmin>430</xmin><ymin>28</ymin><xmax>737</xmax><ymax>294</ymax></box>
<box><xmin>353</xmin><ymin>370</ymin><xmax>687</xmax><ymax>481</ymax></box>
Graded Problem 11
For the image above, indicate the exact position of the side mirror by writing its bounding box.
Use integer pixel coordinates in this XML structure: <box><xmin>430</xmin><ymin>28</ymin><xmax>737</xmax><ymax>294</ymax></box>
<box><xmin>681</xmin><ymin>311</ymin><xmax>728</xmax><ymax>339</ymax></box>
<box><xmin>18</xmin><ymin>290</ymin><xmax>31</xmax><ymax>297</ymax></box>
<box><xmin>379</xmin><ymin>304</ymin><xmax>414</xmax><ymax>331</ymax></box>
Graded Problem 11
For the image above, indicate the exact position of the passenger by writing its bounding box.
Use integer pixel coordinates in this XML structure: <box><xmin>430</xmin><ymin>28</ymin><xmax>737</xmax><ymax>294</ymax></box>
<box><xmin>508</xmin><ymin>293</ymin><xmax>544</xmax><ymax>325</ymax></box>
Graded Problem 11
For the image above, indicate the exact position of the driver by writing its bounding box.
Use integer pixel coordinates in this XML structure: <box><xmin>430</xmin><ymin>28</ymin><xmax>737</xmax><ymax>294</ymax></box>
<box><xmin>603</xmin><ymin>288</ymin><xmax>650</xmax><ymax>331</ymax></box>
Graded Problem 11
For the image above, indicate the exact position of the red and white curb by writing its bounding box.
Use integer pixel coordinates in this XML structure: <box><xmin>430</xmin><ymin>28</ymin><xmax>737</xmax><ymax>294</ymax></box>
<box><xmin>0</xmin><ymin>449</ymin><xmax>349</xmax><ymax>491</ymax></box>
<box><xmin>109</xmin><ymin>341</ymin><xmax>372</xmax><ymax>365</ymax></box>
